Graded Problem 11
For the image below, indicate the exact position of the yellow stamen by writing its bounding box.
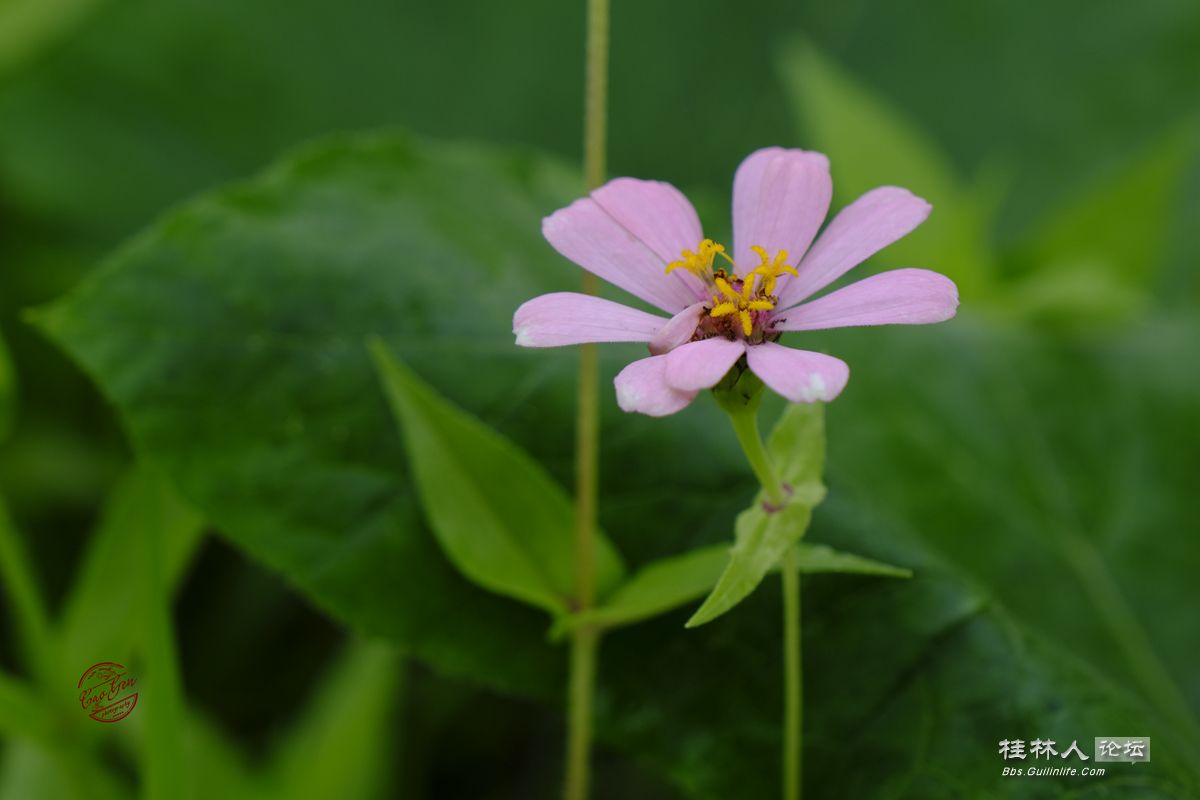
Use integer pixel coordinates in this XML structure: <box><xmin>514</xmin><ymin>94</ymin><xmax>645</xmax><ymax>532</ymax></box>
<box><xmin>739</xmin><ymin>310</ymin><xmax>754</xmax><ymax>336</ymax></box>
<box><xmin>665</xmin><ymin>238</ymin><xmax>729</xmax><ymax>277</ymax></box>
<box><xmin>710</xmin><ymin>301</ymin><xmax>738</xmax><ymax>317</ymax></box>
<box><xmin>748</xmin><ymin>245</ymin><xmax>799</xmax><ymax>296</ymax></box>
<box><xmin>714</xmin><ymin>276</ymin><xmax>742</xmax><ymax>302</ymax></box>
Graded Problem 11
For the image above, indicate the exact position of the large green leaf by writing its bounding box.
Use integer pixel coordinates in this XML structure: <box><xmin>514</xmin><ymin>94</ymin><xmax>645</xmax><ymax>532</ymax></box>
<box><xmin>372</xmin><ymin>340</ymin><xmax>624</xmax><ymax>614</ymax></box>
<box><xmin>36</xmin><ymin>132</ymin><xmax>1200</xmax><ymax>797</ymax></box>
<box><xmin>36</xmin><ymin>131</ymin><xmax>589</xmax><ymax>700</ymax></box>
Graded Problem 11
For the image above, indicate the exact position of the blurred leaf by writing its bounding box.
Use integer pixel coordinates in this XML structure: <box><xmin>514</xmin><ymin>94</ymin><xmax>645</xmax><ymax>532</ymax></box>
<box><xmin>183</xmin><ymin>714</ymin><xmax>260</xmax><ymax>800</ymax></box>
<box><xmin>266</xmin><ymin>640</ymin><xmax>402</xmax><ymax>800</ymax></box>
<box><xmin>130</xmin><ymin>467</ymin><xmax>194</xmax><ymax>800</ymax></box>
<box><xmin>0</xmin><ymin>672</ymin><xmax>128</xmax><ymax>800</ymax></box>
<box><xmin>553</xmin><ymin>545</ymin><xmax>728</xmax><ymax>637</ymax></box>
<box><xmin>37</xmin><ymin>131</ymin><xmax>588</xmax><ymax>699</ymax></box>
<box><xmin>1009</xmin><ymin>120</ymin><xmax>1199</xmax><ymax>322</ymax></box>
<box><xmin>777</xmin><ymin>40</ymin><xmax>995</xmax><ymax>301</ymax></box>
<box><xmin>0</xmin><ymin>332</ymin><xmax>13</xmax><ymax>442</ymax></box>
<box><xmin>37</xmin><ymin>131</ymin><xmax>1200</xmax><ymax>797</ymax></box>
<box><xmin>688</xmin><ymin>404</ymin><xmax>827</xmax><ymax>627</ymax></box>
<box><xmin>0</xmin><ymin>494</ymin><xmax>53</xmax><ymax>683</ymax></box>
<box><xmin>372</xmin><ymin>340</ymin><xmax>624</xmax><ymax>615</ymax></box>
<box><xmin>56</xmin><ymin>466</ymin><xmax>204</xmax><ymax>688</ymax></box>
<box><xmin>0</xmin><ymin>0</ymin><xmax>104</xmax><ymax>81</ymax></box>
<box><xmin>0</xmin><ymin>742</ymin><xmax>76</xmax><ymax>800</ymax></box>
<box><xmin>792</xmin><ymin>542</ymin><xmax>911</xmax><ymax>579</ymax></box>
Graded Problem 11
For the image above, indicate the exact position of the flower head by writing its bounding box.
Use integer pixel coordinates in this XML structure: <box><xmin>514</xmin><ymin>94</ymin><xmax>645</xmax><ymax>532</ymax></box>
<box><xmin>513</xmin><ymin>147</ymin><xmax>959</xmax><ymax>416</ymax></box>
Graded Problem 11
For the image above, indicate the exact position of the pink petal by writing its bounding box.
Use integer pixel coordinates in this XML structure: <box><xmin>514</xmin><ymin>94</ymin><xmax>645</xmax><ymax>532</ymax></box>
<box><xmin>777</xmin><ymin>187</ymin><xmax>932</xmax><ymax>309</ymax></box>
<box><xmin>745</xmin><ymin>342</ymin><xmax>849</xmax><ymax>403</ymax></box>
<box><xmin>664</xmin><ymin>338</ymin><xmax>746</xmax><ymax>392</ymax></box>
<box><xmin>772</xmin><ymin>269</ymin><xmax>958</xmax><ymax>332</ymax></box>
<box><xmin>649</xmin><ymin>301</ymin><xmax>707</xmax><ymax>356</ymax></box>
<box><xmin>614</xmin><ymin>355</ymin><xmax>698</xmax><ymax>417</ymax></box>
<box><xmin>590</xmin><ymin>179</ymin><xmax>702</xmax><ymax>263</ymax></box>
<box><xmin>732</xmin><ymin>147</ymin><xmax>832</xmax><ymax>271</ymax></box>
<box><xmin>543</xmin><ymin>189</ymin><xmax>703</xmax><ymax>315</ymax></box>
<box><xmin>514</xmin><ymin>292</ymin><xmax>668</xmax><ymax>347</ymax></box>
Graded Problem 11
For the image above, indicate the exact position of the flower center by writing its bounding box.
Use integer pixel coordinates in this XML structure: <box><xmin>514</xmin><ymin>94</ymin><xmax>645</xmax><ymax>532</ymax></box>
<box><xmin>665</xmin><ymin>239</ymin><xmax>798</xmax><ymax>339</ymax></box>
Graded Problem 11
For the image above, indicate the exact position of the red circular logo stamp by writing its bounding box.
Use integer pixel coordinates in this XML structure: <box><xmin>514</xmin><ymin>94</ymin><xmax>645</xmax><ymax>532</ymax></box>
<box><xmin>78</xmin><ymin>662</ymin><xmax>138</xmax><ymax>723</ymax></box>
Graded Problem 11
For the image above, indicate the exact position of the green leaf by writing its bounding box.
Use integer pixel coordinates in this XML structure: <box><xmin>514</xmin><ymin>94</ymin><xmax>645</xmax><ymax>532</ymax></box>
<box><xmin>777</xmin><ymin>40</ymin><xmax>995</xmax><ymax>301</ymax></box>
<box><xmin>1008</xmin><ymin>120</ymin><xmax>1199</xmax><ymax>322</ymax></box>
<box><xmin>371</xmin><ymin>339</ymin><xmax>624</xmax><ymax>615</ymax></box>
<box><xmin>686</xmin><ymin>502</ymin><xmax>813</xmax><ymax>628</ymax></box>
<box><xmin>36</xmin><ymin>131</ymin><xmax>585</xmax><ymax>699</ymax></box>
<box><xmin>37</xmin><ymin>129</ymin><xmax>1200</xmax><ymax>796</ymax></box>
<box><xmin>764</xmin><ymin>402</ymin><xmax>826</xmax><ymax>493</ymax></box>
<box><xmin>0</xmin><ymin>0</ymin><xmax>105</xmax><ymax>80</ymax></box>
<box><xmin>552</xmin><ymin>545</ymin><xmax>728</xmax><ymax>637</ymax></box>
<box><xmin>266</xmin><ymin>640</ymin><xmax>403</xmax><ymax>800</ymax></box>
<box><xmin>56</xmin><ymin>467</ymin><xmax>204</xmax><ymax>688</ymax></box>
<box><xmin>686</xmin><ymin>403</ymin><xmax>828</xmax><ymax>627</ymax></box>
<box><xmin>792</xmin><ymin>542</ymin><xmax>910</xmax><ymax>579</ymax></box>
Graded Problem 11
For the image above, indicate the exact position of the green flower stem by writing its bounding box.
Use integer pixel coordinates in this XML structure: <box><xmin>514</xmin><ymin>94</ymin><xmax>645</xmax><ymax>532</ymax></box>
<box><xmin>781</xmin><ymin>547</ymin><xmax>802</xmax><ymax>800</ymax></box>
<box><xmin>727</xmin><ymin>407</ymin><xmax>785</xmax><ymax>506</ymax></box>
<box><xmin>0</xmin><ymin>492</ymin><xmax>54</xmax><ymax>687</ymax></box>
<box><xmin>565</xmin><ymin>624</ymin><xmax>599</xmax><ymax>800</ymax></box>
<box><xmin>726</xmin><ymin>405</ymin><xmax>803</xmax><ymax>800</ymax></box>
<box><xmin>565</xmin><ymin>0</ymin><xmax>609</xmax><ymax>798</ymax></box>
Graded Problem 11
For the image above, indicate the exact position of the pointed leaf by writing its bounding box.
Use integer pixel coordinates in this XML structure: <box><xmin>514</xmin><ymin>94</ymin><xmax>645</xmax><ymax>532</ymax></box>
<box><xmin>371</xmin><ymin>339</ymin><xmax>624</xmax><ymax>615</ymax></box>
<box><xmin>686</xmin><ymin>502</ymin><xmax>813</xmax><ymax>628</ymax></box>
<box><xmin>553</xmin><ymin>545</ymin><xmax>729</xmax><ymax>637</ymax></box>
<box><xmin>793</xmin><ymin>542</ymin><xmax>911</xmax><ymax>578</ymax></box>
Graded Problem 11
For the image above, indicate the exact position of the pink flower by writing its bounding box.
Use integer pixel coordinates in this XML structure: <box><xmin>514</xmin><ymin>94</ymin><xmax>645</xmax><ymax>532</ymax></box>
<box><xmin>513</xmin><ymin>147</ymin><xmax>959</xmax><ymax>416</ymax></box>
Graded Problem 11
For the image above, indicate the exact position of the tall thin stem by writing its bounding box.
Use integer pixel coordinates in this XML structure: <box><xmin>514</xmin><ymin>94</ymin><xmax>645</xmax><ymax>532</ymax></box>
<box><xmin>781</xmin><ymin>548</ymin><xmax>802</xmax><ymax>800</ymax></box>
<box><xmin>564</xmin><ymin>0</ymin><xmax>609</xmax><ymax>798</ymax></box>
<box><xmin>726</xmin><ymin>407</ymin><xmax>802</xmax><ymax>800</ymax></box>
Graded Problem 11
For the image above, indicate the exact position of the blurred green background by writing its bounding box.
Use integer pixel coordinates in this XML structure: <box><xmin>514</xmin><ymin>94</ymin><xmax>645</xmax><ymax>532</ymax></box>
<box><xmin>1</xmin><ymin>0</ymin><xmax>1198</xmax><ymax>798</ymax></box>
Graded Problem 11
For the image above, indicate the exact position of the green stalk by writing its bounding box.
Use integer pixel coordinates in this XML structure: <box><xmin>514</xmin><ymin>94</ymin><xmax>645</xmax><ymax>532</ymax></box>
<box><xmin>781</xmin><ymin>548</ymin><xmax>802</xmax><ymax>800</ymax></box>
<box><xmin>726</xmin><ymin>406</ymin><xmax>803</xmax><ymax>800</ymax></box>
<box><xmin>564</xmin><ymin>0</ymin><xmax>608</xmax><ymax>798</ymax></box>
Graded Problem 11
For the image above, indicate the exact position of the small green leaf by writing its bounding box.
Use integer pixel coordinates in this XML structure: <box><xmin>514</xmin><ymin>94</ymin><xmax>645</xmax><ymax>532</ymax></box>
<box><xmin>686</xmin><ymin>502</ymin><xmax>813</xmax><ymax>628</ymax></box>
<box><xmin>792</xmin><ymin>543</ymin><xmax>911</xmax><ymax>579</ymax></box>
<box><xmin>370</xmin><ymin>339</ymin><xmax>625</xmax><ymax>615</ymax></box>
<box><xmin>777</xmin><ymin>39</ymin><xmax>994</xmax><ymax>301</ymax></box>
<box><xmin>552</xmin><ymin>545</ymin><xmax>729</xmax><ymax>637</ymax></box>
<box><xmin>686</xmin><ymin>403</ymin><xmax>828</xmax><ymax>627</ymax></box>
